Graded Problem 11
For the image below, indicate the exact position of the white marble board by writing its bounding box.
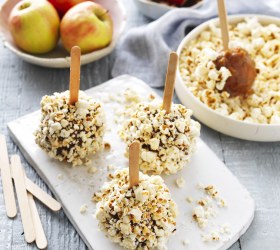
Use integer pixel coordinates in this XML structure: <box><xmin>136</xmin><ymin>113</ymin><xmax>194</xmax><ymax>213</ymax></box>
<box><xmin>8</xmin><ymin>75</ymin><xmax>254</xmax><ymax>250</ymax></box>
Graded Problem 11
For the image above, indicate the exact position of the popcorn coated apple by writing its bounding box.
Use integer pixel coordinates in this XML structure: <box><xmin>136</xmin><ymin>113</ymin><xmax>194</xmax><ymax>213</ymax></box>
<box><xmin>93</xmin><ymin>168</ymin><xmax>178</xmax><ymax>250</ymax></box>
<box><xmin>34</xmin><ymin>90</ymin><xmax>105</xmax><ymax>166</ymax></box>
<box><xmin>120</xmin><ymin>101</ymin><xmax>201</xmax><ymax>175</ymax></box>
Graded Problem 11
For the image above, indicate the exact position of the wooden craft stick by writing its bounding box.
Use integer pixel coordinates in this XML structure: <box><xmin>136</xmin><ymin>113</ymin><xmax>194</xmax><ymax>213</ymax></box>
<box><xmin>0</xmin><ymin>134</ymin><xmax>17</xmax><ymax>218</ymax></box>
<box><xmin>4</xmin><ymin>168</ymin><xmax>61</xmax><ymax>212</ymax></box>
<box><xmin>217</xmin><ymin>0</ymin><xmax>229</xmax><ymax>50</ymax></box>
<box><xmin>11</xmin><ymin>155</ymin><xmax>35</xmax><ymax>243</ymax></box>
<box><xmin>69</xmin><ymin>46</ymin><xmax>81</xmax><ymax>105</ymax></box>
<box><xmin>20</xmin><ymin>165</ymin><xmax>61</xmax><ymax>212</ymax></box>
<box><xmin>162</xmin><ymin>52</ymin><xmax>178</xmax><ymax>114</ymax></box>
<box><xmin>25</xmin><ymin>177</ymin><xmax>61</xmax><ymax>212</ymax></box>
<box><xmin>129</xmin><ymin>141</ymin><xmax>140</xmax><ymax>188</ymax></box>
<box><xmin>27</xmin><ymin>193</ymin><xmax>48</xmax><ymax>249</ymax></box>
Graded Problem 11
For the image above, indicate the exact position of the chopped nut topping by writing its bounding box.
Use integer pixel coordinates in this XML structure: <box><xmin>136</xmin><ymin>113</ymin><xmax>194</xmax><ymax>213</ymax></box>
<box><xmin>104</xmin><ymin>142</ymin><xmax>111</xmax><ymax>150</ymax></box>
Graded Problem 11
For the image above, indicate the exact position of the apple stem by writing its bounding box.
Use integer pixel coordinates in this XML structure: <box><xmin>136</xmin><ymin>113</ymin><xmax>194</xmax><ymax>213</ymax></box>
<box><xmin>162</xmin><ymin>52</ymin><xmax>178</xmax><ymax>114</ymax></box>
<box><xmin>69</xmin><ymin>46</ymin><xmax>81</xmax><ymax>105</ymax></box>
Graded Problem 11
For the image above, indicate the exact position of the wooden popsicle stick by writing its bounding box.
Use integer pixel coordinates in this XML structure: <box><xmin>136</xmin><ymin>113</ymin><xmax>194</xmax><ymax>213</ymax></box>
<box><xmin>69</xmin><ymin>46</ymin><xmax>81</xmax><ymax>105</ymax></box>
<box><xmin>129</xmin><ymin>141</ymin><xmax>140</xmax><ymax>188</ymax></box>
<box><xmin>19</xmin><ymin>165</ymin><xmax>61</xmax><ymax>212</ymax></box>
<box><xmin>11</xmin><ymin>155</ymin><xmax>35</xmax><ymax>243</ymax></box>
<box><xmin>0</xmin><ymin>134</ymin><xmax>17</xmax><ymax>218</ymax></box>
<box><xmin>5</xmin><ymin>169</ymin><xmax>61</xmax><ymax>212</ymax></box>
<box><xmin>25</xmin><ymin>177</ymin><xmax>61</xmax><ymax>212</ymax></box>
<box><xmin>217</xmin><ymin>0</ymin><xmax>229</xmax><ymax>50</ymax></box>
<box><xmin>162</xmin><ymin>52</ymin><xmax>179</xmax><ymax>114</ymax></box>
<box><xmin>27</xmin><ymin>193</ymin><xmax>48</xmax><ymax>249</ymax></box>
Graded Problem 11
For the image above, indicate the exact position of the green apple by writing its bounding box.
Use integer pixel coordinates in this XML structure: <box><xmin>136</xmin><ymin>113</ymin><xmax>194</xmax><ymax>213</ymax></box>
<box><xmin>60</xmin><ymin>1</ymin><xmax>113</xmax><ymax>54</ymax></box>
<box><xmin>8</xmin><ymin>0</ymin><xmax>60</xmax><ymax>54</ymax></box>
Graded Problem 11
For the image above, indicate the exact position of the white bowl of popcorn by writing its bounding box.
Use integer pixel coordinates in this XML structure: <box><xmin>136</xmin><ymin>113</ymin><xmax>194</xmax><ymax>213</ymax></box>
<box><xmin>176</xmin><ymin>14</ymin><xmax>280</xmax><ymax>141</ymax></box>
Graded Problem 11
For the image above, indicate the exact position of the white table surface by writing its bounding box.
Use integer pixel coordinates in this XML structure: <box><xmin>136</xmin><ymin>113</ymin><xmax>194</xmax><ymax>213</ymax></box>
<box><xmin>0</xmin><ymin>1</ymin><xmax>279</xmax><ymax>250</ymax></box>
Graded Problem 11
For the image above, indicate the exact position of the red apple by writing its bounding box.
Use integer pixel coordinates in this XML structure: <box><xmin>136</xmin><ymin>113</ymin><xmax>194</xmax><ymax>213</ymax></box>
<box><xmin>167</xmin><ymin>0</ymin><xmax>187</xmax><ymax>6</ymax></box>
<box><xmin>48</xmin><ymin>0</ymin><xmax>88</xmax><ymax>17</ymax></box>
<box><xmin>60</xmin><ymin>1</ymin><xmax>113</xmax><ymax>54</ymax></box>
<box><xmin>8</xmin><ymin>0</ymin><xmax>60</xmax><ymax>54</ymax></box>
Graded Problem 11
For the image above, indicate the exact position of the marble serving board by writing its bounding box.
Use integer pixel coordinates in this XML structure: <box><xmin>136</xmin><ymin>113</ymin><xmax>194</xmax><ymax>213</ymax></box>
<box><xmin>8</xmin><ymin>75</ymin><xmax>254</xmax><ymax>250</ymax></box>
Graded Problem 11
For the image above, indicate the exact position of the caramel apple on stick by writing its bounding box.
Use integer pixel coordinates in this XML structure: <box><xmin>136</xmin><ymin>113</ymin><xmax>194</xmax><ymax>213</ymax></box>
<box><xmin>34</xmin><ymin>46</ymin><xmax>105</xmax><ymax>166</ymax></box>
<box><xmin>215</xmin><ymin>0</ymin><xmax>256</xmax><ymax>97</ymax></box>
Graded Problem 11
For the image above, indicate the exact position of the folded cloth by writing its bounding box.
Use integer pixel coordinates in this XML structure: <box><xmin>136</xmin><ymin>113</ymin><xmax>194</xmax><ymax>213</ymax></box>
<box><xmin>112</xmin><ymin>0</ymin><xmax>280</xmax><ymax>87</ymax></box>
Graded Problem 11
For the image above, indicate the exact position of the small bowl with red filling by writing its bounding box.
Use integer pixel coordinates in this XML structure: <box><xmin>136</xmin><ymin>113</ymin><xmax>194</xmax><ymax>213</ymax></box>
<box><xmin>133</xmin><ymin>0</ymin><xmax>203</xmax><ymax>20</ymax></box>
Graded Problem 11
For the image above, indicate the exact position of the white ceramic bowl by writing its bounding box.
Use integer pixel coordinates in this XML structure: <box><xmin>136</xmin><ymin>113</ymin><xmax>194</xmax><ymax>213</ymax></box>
<box><xmin>0</xmin><ymin>0</ymin><xmax>126</xmax><ymax>68</ymax></box>
<box><xmin>176</xmin><ymin>14</ymin><xmax>280</xmax><ymax>142</ymax></box>
<box><xmin>133</xmin><ymin>0</ymin><xmax>203</xmax><ymax>20</ymax></box>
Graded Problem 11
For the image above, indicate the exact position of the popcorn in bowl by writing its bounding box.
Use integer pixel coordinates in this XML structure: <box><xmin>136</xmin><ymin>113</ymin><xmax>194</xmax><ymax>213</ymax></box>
<box><xmin>93</xmin><ymin>168</ymin><xmax>177</xmax><ymax>250</ymax></box>
<box><xmin>34</xmin><ymin>90</ymin><xmax>105</xmax><ymax>166</ymax></box>
<box><xmin>179</xmin><ymin>17</ymin><xmax>280</xmax><ymax>124</ymax></box>
<box><xmin>120</xmin><ymin>101</ymin><xmax>200</xmax><ymax>175</ymax></box>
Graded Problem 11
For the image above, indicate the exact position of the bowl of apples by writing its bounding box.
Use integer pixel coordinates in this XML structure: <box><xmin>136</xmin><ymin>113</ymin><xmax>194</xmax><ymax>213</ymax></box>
<box><xmin>134</xmin><ymin>0</ymin><xmax>203</xmax><ymax>20</ymax></box>
<box><xmin>0</xmin><ymin>0</ymin><xmax>126</xmax><ymax>68</ymax></box>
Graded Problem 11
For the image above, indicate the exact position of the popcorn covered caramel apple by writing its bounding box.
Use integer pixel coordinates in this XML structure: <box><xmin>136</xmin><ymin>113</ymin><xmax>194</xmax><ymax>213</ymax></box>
<box><xmin>34</xmin><ymin>90</ymin><xmax>105</xmax><ymax>166</ymax></box>
<box><xmin>215</xmin><ymin>0</ymin><xmax>256</xmax><ymax>97</ymax></box>
<box><xmin>120</xmin><ymin>52</ymin><xmax>200</xmax><ymax>175</ymax></box>
<box><xmin>214</xmin><ymin>47</ymin><xmax>256</xmax><ymax>97</ymax></box>
<box><xmin>93</xmin><ymin>168</ymin><xmax>177</xmax><ymax>250</ymax></box>
<box><xmin>120</xmin><ymin>101</ymin><xmax>200</xmax><ymax>175</ymax></box>
<box><xmin>34</xmin><ymin>46</ymin><xmax>105</xmax><ymax>166</ymax></box>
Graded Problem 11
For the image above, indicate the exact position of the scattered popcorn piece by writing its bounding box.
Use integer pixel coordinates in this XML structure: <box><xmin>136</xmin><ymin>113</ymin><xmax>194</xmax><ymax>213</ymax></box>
<box><xmin>57</xmin><ymin>173</ymin><xmax>64</xmax><ymax>180</ymax></box>
<box><xmin>186</xmin><ymin>196</ymin><xmax>193</xmax><ymax>203</ymax></box>
<box><xmin>197</xmin><ymin>183</ymin><xmax>204</xmax><ymax>189</ymax></box>
<box><xmin>123</xmin><ymin>88</ymin><xmax>140</xmax><ymax>103</ymax></box>
<box><xmin>220</xmin><ymin>224</ymin><xmax>231</xmax><ymax>234</ymax></box>
<box><xmin>149</xmin><ymin>94</ymin><xmax>156</xmax><ymax>100</ymax></box>
<box><xmin>217</xmin><ymin>199</ymin><xmax>227</xmax><ymax>208</ymax></box>
<box><xmin>80</xmin><ymin>204</ymin><xmax>88</xmax><ymax>214</ymax></box>
<box><xmin>107</xmin><ymin>164</ymin><xmax>115</xmax><ymax>171</ymax></box>
<box><xmin>204</xmin><ymin>185</ymin><xmax>219</xmax><ymax>199</ymax></box>
<box><xmin>202</xmin><ymin>232</ymin><xmax>220</xmax><ymax>242</ymax></box>
<box><xmin>182</xmin><ymin>239</ymin><xmax>190</xmax><ymax>246</ymax></box>
<box><xmin>88</xmin><ymin>166</ymin><xmax>98</xmax><ymax>174</ymax></box>
<box><xmin>192</xmin><ymin>204</ymin><xmax>216</xmax><ymax>229</ymax></box>
<box><xmin>176</xmin><ymin>177</ymin><xmax>186</xmax><ymax>188</ymax></box>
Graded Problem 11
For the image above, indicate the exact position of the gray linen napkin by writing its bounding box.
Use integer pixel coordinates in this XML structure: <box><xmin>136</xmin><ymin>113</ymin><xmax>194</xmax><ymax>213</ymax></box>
<box><xmin>112</xmin><ymin>0</ymin><xmax>280</xmax><ymax>87</ymax></box>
